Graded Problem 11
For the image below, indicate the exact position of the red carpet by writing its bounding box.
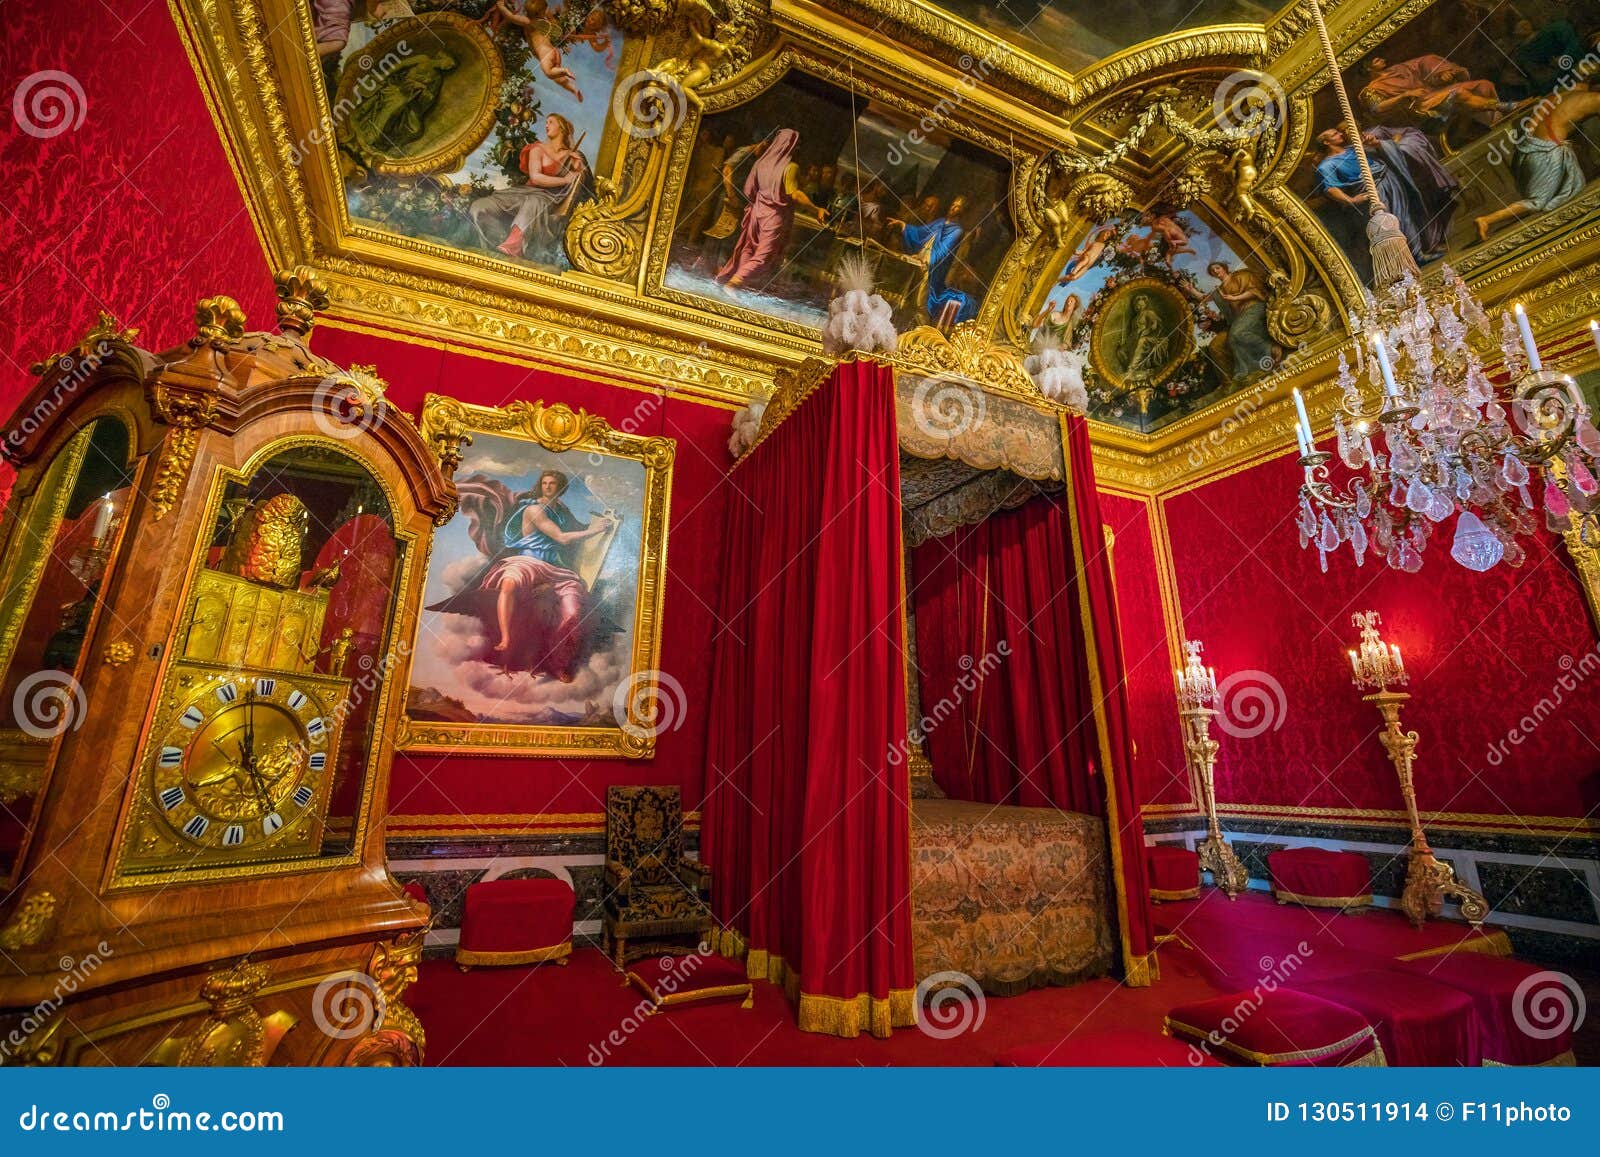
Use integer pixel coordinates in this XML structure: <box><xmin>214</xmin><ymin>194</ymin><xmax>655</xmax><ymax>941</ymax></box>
<box><xmin>406</xmin><ymin>892</ymin><xmax>1522</xmax><ymax>1066</ymax></box>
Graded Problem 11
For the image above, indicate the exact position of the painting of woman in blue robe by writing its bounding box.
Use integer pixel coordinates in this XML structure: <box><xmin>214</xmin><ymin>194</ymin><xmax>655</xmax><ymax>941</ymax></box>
<box><xmin>425</xmin><ymin>469</ymin><xmax>617</xmax><ymax>682</ymax></box>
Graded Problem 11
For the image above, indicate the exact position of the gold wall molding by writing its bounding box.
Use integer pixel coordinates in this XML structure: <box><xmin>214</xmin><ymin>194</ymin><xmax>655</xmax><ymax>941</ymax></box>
<box><xmin>317</xmin><ymin>269</ymin><xmax>773</xmax><ymax>406</ymax></box>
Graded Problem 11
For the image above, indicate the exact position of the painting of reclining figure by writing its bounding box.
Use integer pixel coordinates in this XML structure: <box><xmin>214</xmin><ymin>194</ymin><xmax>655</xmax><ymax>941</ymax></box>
<box><xmin>1293</xmin><ymin>0</ymin><xmax>1600</xmax><ymax>284</ymax></box>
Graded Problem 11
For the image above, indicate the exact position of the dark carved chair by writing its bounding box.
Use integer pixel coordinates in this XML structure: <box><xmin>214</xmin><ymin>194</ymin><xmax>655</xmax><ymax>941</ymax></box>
<box><xmin>602</xmin><ymin>785</ymin><xmax>713</xmax><ymax>966</ymax></box>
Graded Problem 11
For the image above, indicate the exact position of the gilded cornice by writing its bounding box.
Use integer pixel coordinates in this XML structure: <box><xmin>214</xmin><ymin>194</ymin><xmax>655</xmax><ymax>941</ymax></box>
<box><xmin>319</xmin><ymin>267</ymin><xmax>772</xmax><ymax>406</ymax></box>
<box><xmin>173</xmin><ymin>0</ymin><xmax>1600</xmax><ymax>495</ymax></box>
<box><xmin>1275</xmin><ymin>0</ymin><xmax>1436</xmax><ymax>93</ymax></box>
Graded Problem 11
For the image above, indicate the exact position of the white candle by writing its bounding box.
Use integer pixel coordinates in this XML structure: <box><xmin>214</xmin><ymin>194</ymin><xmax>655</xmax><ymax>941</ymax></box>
<box><xmin>1294</xmin><ymin>419</ymin><xmax>1310</xmax><ymax>457</ymax></box>
<box><xmin>1590</xmin><ymin>319</ymin><xmax>1600</xmax><ymax>360</ymax></box>
<box><xmin>1372</xmin><ymin>336</ymin><xmax>1400</xmax><ymax>398</ymax></box>
<box><xmin>92</xmin><ymin>494</ymin><xmax>113</xmax><ymax>541</ymax></box>
<box><xmin>1514</xmin><ymin>303</ymin><xmax>1542</xmax><ymax>372</ymax></box>
<box><xmin>1292</xmin><ymin>387</ymin><xmax>1313</xmax><ymax>440</ymax></box>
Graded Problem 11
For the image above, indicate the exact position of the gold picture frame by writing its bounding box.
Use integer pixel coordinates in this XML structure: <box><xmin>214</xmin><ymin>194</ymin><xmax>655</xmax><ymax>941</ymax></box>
<box><xmin>335</xmin><ymin>12</ymin><xmax>505</xmax><ymax>177</ymax></box>
<box><xmin>1088</xmin><ymin>277</ymin><xmax>1196</xmax><ymax>397</ymax></box>
<box><xmin>402</xmin><ymin>395</ymin><xmax>674</xmax><ymax>758</ymax></box>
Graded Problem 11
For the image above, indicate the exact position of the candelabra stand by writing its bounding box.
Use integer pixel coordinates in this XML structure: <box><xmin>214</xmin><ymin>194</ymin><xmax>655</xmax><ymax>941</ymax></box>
<box><xmin>1179</xmin><ymin>705</ymin><xmax>1250</xmax><ymax>898</ymax></box>
<box><xmin>1174</xmin><ymin>641</ymin><xmax>1249</xmax><ymax>898</ymax></box>
<box><xmin>1348</xmin><ymin>613</ymin><xmax>1489</xmax><ymax>929</ymax></box>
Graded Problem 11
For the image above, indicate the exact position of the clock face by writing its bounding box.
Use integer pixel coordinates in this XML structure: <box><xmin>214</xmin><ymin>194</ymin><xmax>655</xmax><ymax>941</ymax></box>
<box><xmin>120</xmin><ymin>665</ymin><xmax>348</xmax><ymax>874</ymax></box>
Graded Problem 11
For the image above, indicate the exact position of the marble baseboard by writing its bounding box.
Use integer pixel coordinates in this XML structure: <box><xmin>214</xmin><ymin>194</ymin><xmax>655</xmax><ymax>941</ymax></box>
<box><xmin>1144</xmin><ymin>816</ymin><xmax>1600</xmax><ymax>963</ymax></box>
<box><xmin>389</xmin><ymin>833</ymin><xmax>700</xmax><ymax>952</ymax></box>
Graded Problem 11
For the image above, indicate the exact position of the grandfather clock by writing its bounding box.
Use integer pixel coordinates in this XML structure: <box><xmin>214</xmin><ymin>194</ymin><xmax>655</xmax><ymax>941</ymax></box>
<box><xmin>0</xmin><ymin>269</ymin><xmax>460</xmax><ymax>1065</ymax></box>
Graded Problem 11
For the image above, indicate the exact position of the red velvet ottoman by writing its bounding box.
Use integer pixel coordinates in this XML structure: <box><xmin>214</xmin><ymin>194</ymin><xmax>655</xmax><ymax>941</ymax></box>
<box><xmin>456</xmin><ymin>877</ymin><xmax>575</xmax><ymax>969</ymax></box>
<box><xmin>1147</xmin><ymin>844</ymin><xmax>1201</xmax><ymax>901</ymax></box>
<box><xmin>1396</xmin><ymin>953</ymin><xmax>1577</xmax><ymax>1066</ymax></box>
<box><xmin>1268</xmin><ymin>848</ymin><xmax>1372</xmax><ymax>909</ymax></box>
<box><xmin>625</xmin><ymin>952</ymin><xmax>753</xmax><ymax>1011</ymax></box>
<box><xmin>996</xmin><ymin>1028</ymin><xmax>1221</xmax><ymax>1067</ymax></box>
<box><xmin>1165</xmin><ymin>989</ymin><xmax>1385</xmax><ymax>1066</ymax></box>
<box><xmin>1293</xmin><ymin>970</ymin><xmax>1480</xmax><ymax>1066</ymax></box>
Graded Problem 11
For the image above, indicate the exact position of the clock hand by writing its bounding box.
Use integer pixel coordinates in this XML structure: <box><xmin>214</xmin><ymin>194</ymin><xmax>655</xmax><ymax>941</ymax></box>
<box><xmin>238</xmin><ymin>690</ymin><xmax>273</xmax><ymax>813</ymax></box>
<box><xmin>242</xmin><ymin>689</ymin><xmax>255</xmax><ymax>768</ymax></box>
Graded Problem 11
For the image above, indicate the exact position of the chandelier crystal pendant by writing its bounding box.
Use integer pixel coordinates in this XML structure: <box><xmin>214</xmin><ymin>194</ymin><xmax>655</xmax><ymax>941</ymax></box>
<box><xmin>1290</xmin><ymin>0</ymin><xmax>1600</xmax><ymax>575</ymax></box>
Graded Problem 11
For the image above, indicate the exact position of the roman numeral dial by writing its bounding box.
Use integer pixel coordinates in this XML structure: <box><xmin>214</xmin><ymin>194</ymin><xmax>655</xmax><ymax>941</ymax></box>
<box><xmin>129</xmin><ymin>663</ymin><xmax>349</xmax><ymax>872</ymax></box>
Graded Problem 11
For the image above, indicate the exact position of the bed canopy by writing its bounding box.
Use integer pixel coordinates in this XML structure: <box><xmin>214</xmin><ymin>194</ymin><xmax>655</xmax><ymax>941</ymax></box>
<box><xmin>702</xmin><ymin>327</ymin><xmax>1155</xmax><ymax>1038</ymax></box>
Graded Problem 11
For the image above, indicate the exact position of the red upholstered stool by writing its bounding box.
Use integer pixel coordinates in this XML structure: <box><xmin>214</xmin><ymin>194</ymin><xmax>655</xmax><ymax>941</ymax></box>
<box><xmin>1293</xmin><ymin>970</ymin><xmax>1480</xmax><ymax>1066</ymax></box>
<box><xmin>456</xmin><ymin>877</ymin><xmax>575</xmax><ymax>969</ymax></box>
<box><xmin>1395</xmin><ymin>953</ymin><xmax>1577</xmax><ymax>1066</ymax></box>
<box><xmin>1165</xmin><ymin>989</ymin><xmax>1385</xmax><ymax>1066</ymax></box>
<box><xmin>996</xmin><ymin>1028</ymin><xmax>1221</xmax><ymax>1067</ymax></box>
<box><xmin>1147</xmin><ymin>844</ymin><xmax>1201</xmax><ymax>901</ymax></box>
<box><xmin>1268</xmin><ymin>847</ymin><xmax>1372</xmax><ymax>909</ymax></box>
<box><xmin>625</xmin><ymin>952</ymin><xmax>753</xmax><ymax>1011</ymax></box>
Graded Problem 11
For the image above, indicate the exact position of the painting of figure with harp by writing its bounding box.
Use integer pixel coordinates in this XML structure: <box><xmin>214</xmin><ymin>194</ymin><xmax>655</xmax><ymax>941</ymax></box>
<box><xmin>405</xmin><ymin>417</ymin><xmax>665</xmax><ymax>749</ymax></box>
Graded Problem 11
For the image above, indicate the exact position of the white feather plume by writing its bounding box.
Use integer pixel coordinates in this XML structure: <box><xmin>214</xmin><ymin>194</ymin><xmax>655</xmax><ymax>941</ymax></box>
<box><xmin>821</xmin><ymin>254</ymin><xmax>899</xmax><ymax>356</ymax></box>
<box><xmin>727</xmin><ymin>399</ymin><xmax>767</xmax><ymax>458</ymax></box>
<box><xmin>1024</xmin><ymin>331</ymin><xmax>1089</xmax><ymax>411</ymax></box>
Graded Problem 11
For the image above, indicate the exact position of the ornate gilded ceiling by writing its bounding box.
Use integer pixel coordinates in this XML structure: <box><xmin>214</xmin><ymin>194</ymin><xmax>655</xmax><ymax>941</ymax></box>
<box><xmin>176</xmin><ymin>0</ymin><xmax>1600</xmax><ymax>489</ymax></box>
<box><xmin>923</xmin><ymin>0</ymin><xmax>1282</xmax><ymax>74</ymax></box>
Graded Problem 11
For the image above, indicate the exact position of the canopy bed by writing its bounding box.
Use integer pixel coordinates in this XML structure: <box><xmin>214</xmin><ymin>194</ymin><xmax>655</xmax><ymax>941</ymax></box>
<box><xmin>702</xmin><ymin>326</ymin><xmax>1155</xmax><ymax>1038</ymax></box>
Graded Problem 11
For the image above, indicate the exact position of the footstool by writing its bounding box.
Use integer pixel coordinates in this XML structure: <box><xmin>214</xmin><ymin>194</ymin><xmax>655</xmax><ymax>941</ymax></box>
<box><xmin>1293</xmin><ymin>969</ymin><xmax>1480</xmax><ymax>1066</ymax></box>
<box><xmin>456</xmin><ymin>877</ymin><xmax>575</xmax><ymax>969</ymax></box>
<box><xmin>996</xmin><ymin>1028</ymin><xmax>1221</xmax><ymax>1067</ymax></box>
<box><xmin>1268</xmin><ymin>847</ymin><xmax>1372</xmax><ymax>909</ymax></box>
<box><xmin>1164</xmin><ymin>988</ymin><xmax>1385</xmax><ymax>1066</ymax></box>
<box><xmin>1147</xmin><ymin>844</ymin><xmax>1201</xmax><ymax>901</ymax></box>
<box><xmin>625</xmin><ymin>952</ymin><xmax>753</xmax><ymax>1011</ymax></box>
<box><xmin>1396</xmin><ymin>952</ymin><xmax>1577</xmax><ymax>1066</ymax></box>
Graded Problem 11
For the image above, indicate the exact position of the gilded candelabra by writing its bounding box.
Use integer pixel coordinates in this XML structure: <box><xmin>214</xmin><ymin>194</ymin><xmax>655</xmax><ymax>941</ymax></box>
<box><xmin>1174</xmin><ymin>641</ymin><xmax>1249</xmax><ymax>898</ymax></box>
<box><xmin>1347</xmin><ymin>612</ymin><xmax>1489</xmax><ymax>929</ymax></box>
<box><xmin>1290</xmin><ymin>0</ymin><xmax>1600</xmax><ymax>576</ymax></box>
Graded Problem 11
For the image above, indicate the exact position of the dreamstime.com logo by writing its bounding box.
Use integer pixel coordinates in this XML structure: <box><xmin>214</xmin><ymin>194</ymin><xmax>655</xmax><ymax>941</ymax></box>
<box><xmin>610</xmin><ymin>70</ymin><xmax>688</xmax><ymax>141</ymax></box>
<box><xmin>311</xmin><ymin>971</ymin><xmax>386</xmax><ymax>1040</ymax></box>
<box><xmin>916</xmin><ymin>970</ymin><xmax>985</xmax><ymax>1039</ymax></box>
<box><xmin>1512</xmin><ymin>970</ymin><xmax>1587</xmax><ymax>1041</ymax></box>
<box><xmin>1212</xmin><ymin>70</ymin><xmax>1285</xmax><ymax>135</ymax></box>
<box><xmin>12</xmin><ymin>70</ymin><xmax>87</xmax><ymax>139</ymax></box>
<box><xmin>588</xmin><ymin>947</ymin><xmax>712</xmax><ymax>1065</ymax></box>
<box><xmin>911</xmin><ymin>375</ymin><xmax>986</xmax><ymax>441</ymax></box>
<box><xmin>1186</xmin><ymin>944</ymin><xmax>1313</xmax><ymax>1065</ymax></box>
<box><xmin>311</xmin><ymin>373</ymin><xmax>389</xmax><ymax>440</ymax></box>
<box><xmin>2</xmin><ymin>944</ymin><xmax>113</xmax><ymax>1061</ymax></box>
<box><xmin>613</xmin><ymin>669</ymin><xmax>688</xmax><ymax>741</ymax></box>
<box><xmin>1214</xmin><ymin>669</ymin><xmax>1287</xmax><ymax>739</ymax></box>
<box><xmin>11</xmin><ymin>670</ymin><xmax>87</xmax><ymax>739</ymax></box>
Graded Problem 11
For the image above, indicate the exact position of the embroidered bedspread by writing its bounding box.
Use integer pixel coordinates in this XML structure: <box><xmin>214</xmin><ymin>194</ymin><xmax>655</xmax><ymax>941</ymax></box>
<box><xmin>911</xmin><ymin>799</ymin><xmax>1114</xmax><ymax>995</ymax></box>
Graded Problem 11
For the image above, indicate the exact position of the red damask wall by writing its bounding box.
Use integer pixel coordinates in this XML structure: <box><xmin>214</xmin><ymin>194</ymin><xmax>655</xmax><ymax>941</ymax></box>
<box><xmin>0</xmin><ymin>3</ymin><xmax>275</xmax><ymax>412</ymax></box>
<box><xmin>1097</xmin><ymin>490</ymin><xmax>1191</xmax><ymax>810</ymax></box>
<box><xmin>0</xmin><ymin>7</ymin><xmax>732</xmax><ymax>825</ymax></box>
<box><xmin>313</xmin><ymin>326</ymin><xmax>733</xmax><ymax>824</ymax></box>
<box><xmin>1162</xmin><ymin>447</ymin><xmax>1600</xmax><ymax>822</ymax></box>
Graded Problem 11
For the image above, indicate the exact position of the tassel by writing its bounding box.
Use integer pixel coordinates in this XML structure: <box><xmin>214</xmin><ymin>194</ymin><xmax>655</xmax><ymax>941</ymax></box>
<box><xmin>1366</xmin><ymin>211</ymin><xmax>1420</xmax><ymax>290</ymax></box>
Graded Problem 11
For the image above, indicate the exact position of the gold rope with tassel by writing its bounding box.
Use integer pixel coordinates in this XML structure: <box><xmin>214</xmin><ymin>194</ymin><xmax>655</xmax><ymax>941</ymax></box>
<box><xmin>1305</xmin><ymin>0</ymin><xmax>1420</xmax><ymax>290</ymax></box>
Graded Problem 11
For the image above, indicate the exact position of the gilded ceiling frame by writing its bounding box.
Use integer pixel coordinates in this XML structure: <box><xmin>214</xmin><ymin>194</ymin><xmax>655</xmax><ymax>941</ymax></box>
<box><xmin>171</xmin><ymin>0</ymin><xmax>1600</xmax><ymax>494</ymax></box>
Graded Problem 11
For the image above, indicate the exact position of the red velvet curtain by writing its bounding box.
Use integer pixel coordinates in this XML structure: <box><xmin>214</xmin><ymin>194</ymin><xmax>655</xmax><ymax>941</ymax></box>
<box><xmin>702</xmin><ymin>359</ymin><xmax>915</xmax><ymax>1037</ymax></box>
<box><xmin>908</xmin><ymin>412</ymin><xmax>1154</xmax><ymax>983</ymax></box>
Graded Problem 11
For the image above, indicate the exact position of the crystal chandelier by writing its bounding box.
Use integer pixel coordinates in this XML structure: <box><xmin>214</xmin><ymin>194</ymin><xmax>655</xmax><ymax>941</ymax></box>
<box><xmin>1290</xmin><ymin>0</ymin><xmax>1600</xmax><ymax>574</ymax></box>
